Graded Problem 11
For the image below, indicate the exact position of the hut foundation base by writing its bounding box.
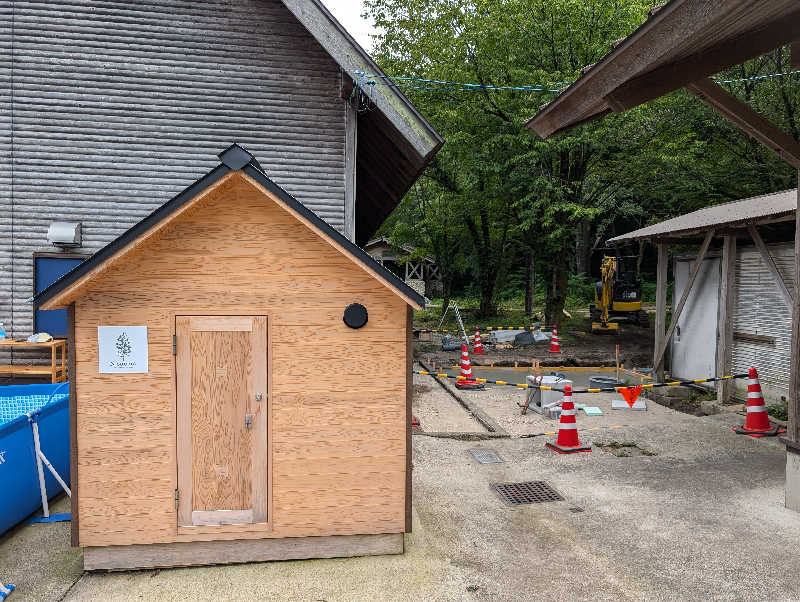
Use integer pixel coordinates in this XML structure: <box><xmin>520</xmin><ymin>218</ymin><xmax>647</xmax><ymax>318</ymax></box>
<box><xmin>83</xmin><ymin>533</ymin><xmax>404</xmax><ymax>571</ymax></box>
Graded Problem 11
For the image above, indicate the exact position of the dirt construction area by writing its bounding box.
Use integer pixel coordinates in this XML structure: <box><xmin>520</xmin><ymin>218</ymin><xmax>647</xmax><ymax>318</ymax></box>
<box><xmin>4</xmin><ymin>359</ymin><xmax>800</xmax><ymax>601</ymax></box>
<box><xmin>421</xmin><ymin>320</ymin><xmax>654</xmax><ymax>369</ymax></box>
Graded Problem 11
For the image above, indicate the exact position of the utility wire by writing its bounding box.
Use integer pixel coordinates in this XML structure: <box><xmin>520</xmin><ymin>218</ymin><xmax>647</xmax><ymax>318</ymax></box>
<box><xmin>351</xmin><ymin>68</ymin><xmax>800</xmax><ymax>95</ymax></box>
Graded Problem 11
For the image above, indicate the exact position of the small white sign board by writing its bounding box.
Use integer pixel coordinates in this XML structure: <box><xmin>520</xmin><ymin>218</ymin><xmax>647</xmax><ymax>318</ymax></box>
<box><xmin>98</xmin><ymin>326</ymin><xmax>149</xmax><ymax>373</ymax></box>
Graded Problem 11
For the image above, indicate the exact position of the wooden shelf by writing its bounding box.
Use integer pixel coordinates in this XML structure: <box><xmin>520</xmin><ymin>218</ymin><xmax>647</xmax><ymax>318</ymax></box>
<box><xmin>0</xmin><ymin>365</ymin><xmax>56</xmax><ymax>375</ymax></box>
<box><xmin>0</xmin><ymin>339</ymin><xmax>68</xmax><ymax>383</ymax></box>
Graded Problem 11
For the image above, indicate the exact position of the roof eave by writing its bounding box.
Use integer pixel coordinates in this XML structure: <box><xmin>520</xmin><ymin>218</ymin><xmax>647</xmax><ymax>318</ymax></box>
<box><xmin>607</xmin><ymin>211</ymin><xmax>796</xmax><ymax>244</ymax></box>
<box><xmin>282</xmin><ymin>0</ymin><xmax>443</xmax><ymax>160</ymax></box>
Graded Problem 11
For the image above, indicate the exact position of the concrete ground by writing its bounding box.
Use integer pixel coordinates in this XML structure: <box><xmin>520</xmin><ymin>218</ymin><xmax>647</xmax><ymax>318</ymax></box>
<box><xmin>0</xmin><ymin>496</ymin><xmax>82</xmax><ymax>601</ymax></box>
<box><xmin>4</xmin><ymin>376</ymin><xmax>800</xmax><ymax>601</ymax></box>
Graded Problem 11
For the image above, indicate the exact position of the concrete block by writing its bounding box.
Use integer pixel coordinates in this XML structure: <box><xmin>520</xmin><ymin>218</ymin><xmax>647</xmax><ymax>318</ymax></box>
<box><xmin>611</xmin><ymin>399</ymin><xmax>647</xmax><ymax>410</ymax></box>
<box><xmin>700</xmin><ymin>400</ymin><xmax>720</xmax><ymax>415</ymax></box>
<box><xmin>786</xmin><ymin>451</ymin><xmax>800</xmax><ymax>513</ymax></box>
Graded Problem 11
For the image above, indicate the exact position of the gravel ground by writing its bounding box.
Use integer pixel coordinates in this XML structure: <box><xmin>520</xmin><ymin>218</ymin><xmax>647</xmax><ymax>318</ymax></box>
<box><xmin>412</xmin><ymin>372</ymin><xmax>485</xmax><ymax>433</ymax></box>
<box><xmin>6</xmin><ymin>378</ymin><xmax>800</xmax><ymax>601</ymax></box>
<box><xmin>451</xmin><ymin>382</ymin><xmax>687</xmax><ymax>437</ymax></box>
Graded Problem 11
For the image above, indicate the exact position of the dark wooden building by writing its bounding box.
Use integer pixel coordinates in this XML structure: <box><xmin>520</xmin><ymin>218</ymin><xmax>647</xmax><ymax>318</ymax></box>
<box><xmin>1</xmin><ymin>0</ymin><xmax>442</xmax><ymax>358</ymax></box>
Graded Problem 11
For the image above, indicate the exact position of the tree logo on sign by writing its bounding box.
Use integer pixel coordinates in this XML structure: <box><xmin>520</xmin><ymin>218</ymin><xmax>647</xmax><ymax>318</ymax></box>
<box><xmin>116</xmin><ymin>332</ymin><xmax>133</xmax><ymax>361</ymax></box>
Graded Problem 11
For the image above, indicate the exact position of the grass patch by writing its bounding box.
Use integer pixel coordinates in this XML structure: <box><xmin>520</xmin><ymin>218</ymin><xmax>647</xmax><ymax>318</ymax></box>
<box><xmin>593</xmin><ymin>440</ymin><xmax>637</xmax><ymax>448</ymax></box>
<box><xmin>767</xmin><ymin>400</ymin><xmax>788</xmax><ymax>421</ymax></box>
<box><xmin>594</xmin><ymin>440</ymin><xmax>657</xmax><ymax>457</ymax></box>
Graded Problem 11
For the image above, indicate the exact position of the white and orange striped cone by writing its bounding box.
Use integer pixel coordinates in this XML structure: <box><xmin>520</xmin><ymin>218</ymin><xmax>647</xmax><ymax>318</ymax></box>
<box><xmin>473</xmin><ymin>328</ymin><xmax>484</xmax><ymax>355</ymax></box>
<box><xmin>548</xmin><ymin>326</ymin><xmax>561</xmax><ymax>353</ymax></box>
<box><xmin>733</xmin><ymin>366</ymin><xmax>785</xmax><ymax>437</ymax></box>
<box><xmin>546</xmin><ymin>384</ymin><xmax>591</xmax><ymax>454</ymax></box>
<box><xmin>456</xmin><ymin>343</ymin><xmax>484</xmax><ymax>390</ymax></box>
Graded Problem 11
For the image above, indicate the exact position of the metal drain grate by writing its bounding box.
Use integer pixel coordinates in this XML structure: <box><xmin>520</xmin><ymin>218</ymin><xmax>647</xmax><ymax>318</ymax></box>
<box><xmin>492</xmin><ymin>481</ymin><xmax>564</xmax><ymax>505</ymax></box>
<box><xmin>469</xmin><ymin>448</ymin><xmax>504</xmax><ymax>464</ymax></box>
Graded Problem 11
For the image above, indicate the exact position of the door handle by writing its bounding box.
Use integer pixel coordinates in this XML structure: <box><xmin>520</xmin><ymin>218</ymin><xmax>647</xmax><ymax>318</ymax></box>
<box><xmin>245</xmin><ymin>413</ymin><xmax>253</xmax><ymax>429</ymax></box>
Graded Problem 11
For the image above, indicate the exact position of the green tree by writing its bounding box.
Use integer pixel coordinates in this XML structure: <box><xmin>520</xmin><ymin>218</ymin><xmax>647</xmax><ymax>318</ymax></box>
<box><xmin>365</xmin><ymin>0</ymin><xmax>651</xmax><ymax>320</ymax></box>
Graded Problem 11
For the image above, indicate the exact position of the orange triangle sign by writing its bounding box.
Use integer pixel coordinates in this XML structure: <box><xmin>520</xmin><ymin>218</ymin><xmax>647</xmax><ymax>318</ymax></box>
<box><xmin>620</xmin><ymin>385</ymin><xmax>643</xmax><ymax>408</ymax></box>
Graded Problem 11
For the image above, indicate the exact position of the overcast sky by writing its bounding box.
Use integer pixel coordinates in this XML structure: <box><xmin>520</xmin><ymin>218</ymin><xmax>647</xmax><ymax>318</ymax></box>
<box><xmin>323</xmin><ymin>0</ymin><xmax>377</xmax><ymax>51</ymax></box>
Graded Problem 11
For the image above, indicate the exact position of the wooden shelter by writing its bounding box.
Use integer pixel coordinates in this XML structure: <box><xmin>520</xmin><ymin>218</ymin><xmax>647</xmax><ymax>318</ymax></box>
<box><xmin>364</xmin><ymin>237</ymin><xmax>443</xmax><ymax>297</ymax></box>
<box><xmin>34</xmin><ymin>144</ymin><xmax>423</xmax><ymax>570</ymax></box>
<box><xmin>525</xmin><ymin>0</ymin><xmax>800</xmax><ymax>510</ymax></box>
<box><xmin>607</xmin><ymin>189</ymin><xmax>797</xmax><ymax>403</ymax></box>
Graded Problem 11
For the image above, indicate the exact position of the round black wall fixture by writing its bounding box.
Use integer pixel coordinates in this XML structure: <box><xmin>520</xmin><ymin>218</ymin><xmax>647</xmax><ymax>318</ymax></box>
<box><xmin>343</xmin><ymin>303</ymin><xmax>368</xmax><ymax>329</ymax></box>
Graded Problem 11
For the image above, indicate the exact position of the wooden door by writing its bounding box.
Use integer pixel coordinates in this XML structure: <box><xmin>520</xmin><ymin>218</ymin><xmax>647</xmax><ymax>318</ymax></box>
<box><xmin>176</xmin><ymin>316</ymin><xmax>268</xmax><ymax>528</ymax></box>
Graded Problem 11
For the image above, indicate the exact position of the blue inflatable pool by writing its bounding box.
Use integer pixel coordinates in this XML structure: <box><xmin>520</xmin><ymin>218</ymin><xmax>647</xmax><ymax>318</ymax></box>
<box><xmin>0</xmin><ymin>383</ymin><xmax>70</xmax><ymax>535</ymax></box>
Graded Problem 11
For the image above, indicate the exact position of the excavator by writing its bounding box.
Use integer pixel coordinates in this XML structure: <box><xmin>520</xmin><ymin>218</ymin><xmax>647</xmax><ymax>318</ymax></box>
<box><xmin>590</xmin><ymin>255</ymin><xmax>649</xmax><ymax>333</ymax></box>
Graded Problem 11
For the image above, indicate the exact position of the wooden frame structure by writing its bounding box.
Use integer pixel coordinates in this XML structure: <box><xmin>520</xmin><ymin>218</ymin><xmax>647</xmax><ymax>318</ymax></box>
<box><xmin>0</xmin><ymin>339</ymin><xmax>67</xmax><ymax>383</ymax></box>
<box><xmin>608</xmin><ymin>196</ymin><xmax>797</xmax><ymax>406</ymax></box>
<box><xmin>525</xmin><ymin>0</ymin><xmax>800</xmax><ymax>509</ymax></box>
<box><xmin>35</xmin><ymin>145</ymin><xmax>423</xmax><ymax>570</ymax></box>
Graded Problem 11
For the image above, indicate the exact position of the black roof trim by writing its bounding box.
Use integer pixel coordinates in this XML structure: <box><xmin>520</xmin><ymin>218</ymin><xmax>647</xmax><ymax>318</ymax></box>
<box><xmin>218</xmin><ymin>143</ymin><xmax>255</xmax><ymax>170</ymax></box>
<box><xmin>34</xmin><ymin>147</ymin><xmax>425</xmax><ymax>309</ymax></box>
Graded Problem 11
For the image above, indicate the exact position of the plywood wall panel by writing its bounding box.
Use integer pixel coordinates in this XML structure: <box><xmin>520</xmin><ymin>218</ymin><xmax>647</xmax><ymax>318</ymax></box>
<box><xmin>74</xmin><ymin>173</ymin><xmax>409</xmax><ymax>546</ymax></box>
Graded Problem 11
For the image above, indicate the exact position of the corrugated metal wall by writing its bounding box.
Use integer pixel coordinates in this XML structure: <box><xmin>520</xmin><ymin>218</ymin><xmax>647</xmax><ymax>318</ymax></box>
<box><xmin>2</xmin><ymin>0</ymin><xmax>347</xmax><ymax>346</ymax></box>
<box><xmin>731</xmin><ymin>242</ymin><xmax>794</xmax><ymax>401</ymax></box>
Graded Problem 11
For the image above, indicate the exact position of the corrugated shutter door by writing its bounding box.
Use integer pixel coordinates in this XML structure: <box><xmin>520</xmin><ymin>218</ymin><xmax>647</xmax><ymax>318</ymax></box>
<box><xmin>731</xmin><ymin>242</ymin><xmax>793</xmax><ymax>400</ymax></box>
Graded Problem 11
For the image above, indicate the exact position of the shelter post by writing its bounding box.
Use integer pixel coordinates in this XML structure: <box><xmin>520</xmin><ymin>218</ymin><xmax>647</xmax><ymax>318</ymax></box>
<box><xmin>791</xmin><ymin>177</ymin><xmax>800</xmax><ymax>443</ymax></box>
<box><xmin>716</xmin><ymin>234</ymin><xmax>736</xmax><ymax>403</ymax></box>
<box><xmin>788</xmin><ymin>176</ymin><xmax>800</xmax><ymax>512</ymax></box>
<box><xmin>654</xmin><ymin>242</ymin><xmax>668</xmax><ymax>382</ymax></box>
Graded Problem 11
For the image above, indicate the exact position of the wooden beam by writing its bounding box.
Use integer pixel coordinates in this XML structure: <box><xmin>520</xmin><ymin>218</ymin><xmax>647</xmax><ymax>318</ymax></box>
<box><xmin>654</xmin><ymin>243</ymin><xmax>668</xmax><ymax>382</ymax></box>
<box><xmin>604</xmin><ymin>10</ymin><xmax>800</xmax><ymax>114</ymax></box>
<box><xmin>405</xmin><ymin>305</ymin><xmax>413</xmax><ymax>533</ymax></box>
<box><xmin>790</xmin><ymin>179</ymin><xmax>800</xmax><ymax>444</ymax></box>
<box><xmin>83</xmin><ymin>533</ymin><xmax>404</xmax><ymax>571</ymax></box>
<box><xmin>686</xmin><ymin>78</ymin><xmax>800</xmax><ymax>169</ymax></box>
<box><xmin>654</xmin><ymin>230</ymin><xmax>714</xmax><ymax>372</ymax></box>
<box><xmin>716</xmin><ymin>234</ymin><xmax>736</xmax><ymax>404</ymax></box>
<box><xmin>748</xmin><ymin>224</ymin><xmax>794</xmax><ymax>308</ymax></box>
<box><xmin>651</xmin><ymin>237</ymin><xmax>710</xmax><ymax>246</ymax></box>
<box><xmin>67</xmin><ymin>302</ymin><xmax>79</xmax><ymax>547</ymax></box>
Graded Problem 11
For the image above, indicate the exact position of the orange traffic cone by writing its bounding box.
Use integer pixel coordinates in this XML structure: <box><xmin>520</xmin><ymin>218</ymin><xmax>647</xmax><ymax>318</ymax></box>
<box><xmin>473</xmin><ymin>328</ymin><xmax>484</xmax><ymax>355</ymax></box>
<box><xmin>733</xmin><ymin>367</ymin><xmax>785</xmax><ymax>437</ymax></box>
<box><xmin>456</xmin><ymin>343</ymin><xmax>484</xmax><ymax>390</ymax></box>
<box><xmin>546</xmin><ymin>384</ymin><xmax>591</xmax><ymax>454</ymax></box>
<box><xmin>548</xmin><ymin>326</ymin><xmax>561</xmax><ymax>353</ymax></box>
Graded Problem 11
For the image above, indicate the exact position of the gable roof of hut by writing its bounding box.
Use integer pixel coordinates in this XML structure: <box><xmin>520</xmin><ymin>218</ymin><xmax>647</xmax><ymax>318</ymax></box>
<box><xmin>35</xmin><ymin>144</ymin><xmax>426</xmax><ymax>310</ymax></box>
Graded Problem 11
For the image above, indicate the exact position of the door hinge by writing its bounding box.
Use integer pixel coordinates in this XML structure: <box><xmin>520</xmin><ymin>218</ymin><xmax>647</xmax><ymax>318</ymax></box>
<box><xmin>174</xmin><ymin>488</ymin><xmax>179</xmax><ymax>510</ymax></box>
<box><xmin>172</xmin><ymin>335</ymin><xmax>177</xmax><ymax>356</ymax></box>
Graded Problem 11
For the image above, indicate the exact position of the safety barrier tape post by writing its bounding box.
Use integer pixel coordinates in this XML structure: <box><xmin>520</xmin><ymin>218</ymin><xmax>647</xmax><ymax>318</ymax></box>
<box><xmin>412</xmin><ymin>370</ymin><xmax>748</xmax><ymax>393</ymax></box>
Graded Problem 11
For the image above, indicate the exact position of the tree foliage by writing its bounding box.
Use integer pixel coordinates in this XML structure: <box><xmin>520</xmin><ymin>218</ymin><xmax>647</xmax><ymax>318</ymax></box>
<box><xmin>366</xmin><ymin>0</ymin><xmax>800</xmax><ymax>320</ymax></box>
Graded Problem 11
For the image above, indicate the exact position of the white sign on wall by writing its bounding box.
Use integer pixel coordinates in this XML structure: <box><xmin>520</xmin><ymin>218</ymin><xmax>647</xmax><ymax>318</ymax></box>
<box><xmin>98</xmin><ymin>326</ymin><xmax>149</xmax><ymax>373</ymax></box>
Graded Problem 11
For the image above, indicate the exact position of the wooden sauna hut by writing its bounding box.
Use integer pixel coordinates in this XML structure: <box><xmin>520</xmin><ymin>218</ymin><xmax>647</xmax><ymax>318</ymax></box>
<box><xmin>34</xmin><ymin>144</ymin><xmax>423</xmax><ymax>570</ymax></box>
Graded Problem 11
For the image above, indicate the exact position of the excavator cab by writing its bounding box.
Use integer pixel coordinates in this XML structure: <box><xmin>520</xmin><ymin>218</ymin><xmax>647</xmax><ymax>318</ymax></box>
<box><xmin>590</xmin><ymin>255</ymin><xmax>649</xmax><ymax>333</ymax></box>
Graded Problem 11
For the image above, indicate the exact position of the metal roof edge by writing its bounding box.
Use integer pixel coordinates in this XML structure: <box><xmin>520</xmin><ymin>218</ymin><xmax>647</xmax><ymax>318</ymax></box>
<box><xmin>281</xmin><ymin>0</ymin><xmax>443</xmax><ymax>157</ymax></box>
<box><xmin>607</xmin><ymin>188</ymin><xmax>798</xmax><ymax>243</ymax></box>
